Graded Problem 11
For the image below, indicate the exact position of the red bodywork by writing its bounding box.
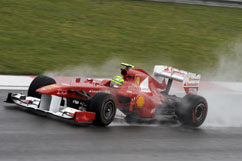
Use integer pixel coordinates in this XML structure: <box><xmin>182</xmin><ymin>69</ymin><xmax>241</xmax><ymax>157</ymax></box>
<box><xmin>36</xmin><ymin>68</ymin><xmax>167</xmax><ymax>120</ymax></box>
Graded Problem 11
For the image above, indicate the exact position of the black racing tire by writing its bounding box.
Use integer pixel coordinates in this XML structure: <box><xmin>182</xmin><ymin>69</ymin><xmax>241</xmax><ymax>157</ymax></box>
<box><xmin>27</xmin><ymin>75</ymin><xmax>56</xmax><ymax>98</ymax></box>
<box><xmin>89</xmin><ymin>93</ymin><xmax>116</xmax><ymax>127</ymax></box>
<box><xmin>176</xmin><ymin>94</ymin><xmax>208</xmax><ymax>127</ymax></box>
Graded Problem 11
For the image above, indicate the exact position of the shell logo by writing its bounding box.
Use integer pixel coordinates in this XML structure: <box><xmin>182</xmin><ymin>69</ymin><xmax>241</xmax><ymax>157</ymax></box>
<box><xmin>136</xmin><ymin>96</ymin><xmax>144</xmax><ymax>108</ymax></box>
<box><xmin>42</xmin><ymin>84</ymin><xmax>58</xmax><ymax>90</ymax></box>
<box><xmin>50</xmin><ymin>84</ymin><xmax>58</xmax><ymax>88</ymax></box>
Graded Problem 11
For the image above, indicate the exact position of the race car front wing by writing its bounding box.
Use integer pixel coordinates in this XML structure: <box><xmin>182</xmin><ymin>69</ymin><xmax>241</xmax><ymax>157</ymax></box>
<box><xmin>5</xmin><ymin>93</ymin><xmax>96</xmax><ymax>123</ymax></box>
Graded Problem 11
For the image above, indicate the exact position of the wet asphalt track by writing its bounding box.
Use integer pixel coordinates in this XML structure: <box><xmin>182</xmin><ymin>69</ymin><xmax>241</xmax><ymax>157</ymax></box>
<box><xmin>1</xmin><ymin>90</ymin><xmax>242</xmax><ymax>161</ymax></box>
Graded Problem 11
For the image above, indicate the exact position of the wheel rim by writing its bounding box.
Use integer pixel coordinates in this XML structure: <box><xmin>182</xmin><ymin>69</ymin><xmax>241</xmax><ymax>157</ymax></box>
<box><xmin>103</xmin><ymin>100</ymin><xmax>115</xmax><ymax>120</ymax></box>
<box><xmin>194</xmin><ymin>103</ymin><xmax>206</xmax><ymax>121</ymax></box>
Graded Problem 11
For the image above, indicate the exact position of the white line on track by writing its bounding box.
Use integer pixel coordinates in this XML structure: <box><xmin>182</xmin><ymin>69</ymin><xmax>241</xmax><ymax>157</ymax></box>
<box><xmin>0</xmin><ymin>75</ymin><xmax>33</xmax><ymax>90</ymax></box>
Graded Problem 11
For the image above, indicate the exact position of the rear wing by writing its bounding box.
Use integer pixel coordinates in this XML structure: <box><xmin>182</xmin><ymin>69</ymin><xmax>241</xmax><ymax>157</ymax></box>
<box><xmin>153</xmin><ymin>65</ymin><xmax>201</xmax><ymax>94</ymax></box>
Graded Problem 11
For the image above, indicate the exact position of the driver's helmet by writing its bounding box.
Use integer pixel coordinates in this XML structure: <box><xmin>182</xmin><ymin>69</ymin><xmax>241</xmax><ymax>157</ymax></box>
<box><xmin>110</xmin><ymin>76</ymin><xmax>124</xmax><ymax>88</ymax></box>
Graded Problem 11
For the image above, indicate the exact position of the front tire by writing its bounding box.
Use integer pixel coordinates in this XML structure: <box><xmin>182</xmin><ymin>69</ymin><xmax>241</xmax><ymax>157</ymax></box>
<box><xmin>176</xmin><ymin>94</ymin><xmax>208</xmax><ymax>127</ymax></box>
<box><xmin>28</xmin><ymin>75</ymin><xmax>56</xmax><ymax>98</ymax></box>
<box><xmin>89</xmin><ymin>93</ymin><xmax>116</xmax><ymax>127</ymax></box>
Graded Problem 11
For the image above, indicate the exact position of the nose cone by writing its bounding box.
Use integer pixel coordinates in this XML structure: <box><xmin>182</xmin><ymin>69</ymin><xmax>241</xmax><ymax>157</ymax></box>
<box><xmin>36</xmin><ymin>84</ymin><xmax>63</xmax><ymax>95</ymax></box>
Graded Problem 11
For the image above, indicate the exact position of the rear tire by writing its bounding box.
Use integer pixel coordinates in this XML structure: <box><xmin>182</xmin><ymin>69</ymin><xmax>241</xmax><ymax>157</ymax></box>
<box><xmin>176</xmin><ymin>94</ymin><xmax>208</xmax><ymax>127</ymax></box>
<box><xmin>89</xmin><ymin>93</ymin><xmax>116</xmax><ymax>127</ymax></box>
<box><xmin>28</xmin><ymin>75</ymin><xmax>56</xmax><ymax>98</ymax></box>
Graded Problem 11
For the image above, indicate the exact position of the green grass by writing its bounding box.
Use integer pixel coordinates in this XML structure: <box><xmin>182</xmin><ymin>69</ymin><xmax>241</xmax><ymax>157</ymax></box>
<box><xmin>1</xmin><ymin>0</ymin><xmax>242</xmax><ymax>77</ymax></box>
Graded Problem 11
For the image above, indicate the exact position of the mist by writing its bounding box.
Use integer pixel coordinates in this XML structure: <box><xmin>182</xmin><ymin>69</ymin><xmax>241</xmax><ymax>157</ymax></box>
<box><xmin>200</xmin><ymin>41</ymin><xmax>242</xmax><ymax>127</ymax></box>
<box><xmin>209</xmin><ymin>40</ymin><xmax>242</xmax><ymax>81</ymax></box>
<box><xmin>44</xmin><ymin>58</ymin><xmax>123</xmax><ymax>78</ymax></box>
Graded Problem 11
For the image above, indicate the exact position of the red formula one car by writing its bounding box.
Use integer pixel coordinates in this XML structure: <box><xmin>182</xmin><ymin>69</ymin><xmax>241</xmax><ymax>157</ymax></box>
<box><xmin>6</xmin><ymin>63</ymin><xmax>208</xmax><ymax>127</ymax></box>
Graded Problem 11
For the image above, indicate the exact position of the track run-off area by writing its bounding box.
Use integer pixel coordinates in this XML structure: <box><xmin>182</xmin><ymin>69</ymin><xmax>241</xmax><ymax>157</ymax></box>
<box><xmin>1</xmin><ymin>75</ymin><xmax>242</xmax><ymax>161</ymax></box>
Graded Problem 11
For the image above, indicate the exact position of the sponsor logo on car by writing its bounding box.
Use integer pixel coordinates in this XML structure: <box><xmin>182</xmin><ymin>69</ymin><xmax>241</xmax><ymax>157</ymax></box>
<box><xmin>136</xmin><ymin>77</ymin><xmax>140</xmax><ymax>85</ymax></box>
<box><xmin>57</xmin><ymin>89</ymin><xmax>68</xmax><ymax>95</ymax></box>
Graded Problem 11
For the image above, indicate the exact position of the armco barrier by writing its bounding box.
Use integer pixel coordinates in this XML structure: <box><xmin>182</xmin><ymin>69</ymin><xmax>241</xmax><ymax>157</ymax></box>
<box><xmin>152</xmin><ymin>0</ymin><xmax>242</xmax><ymax>8</ymax></box>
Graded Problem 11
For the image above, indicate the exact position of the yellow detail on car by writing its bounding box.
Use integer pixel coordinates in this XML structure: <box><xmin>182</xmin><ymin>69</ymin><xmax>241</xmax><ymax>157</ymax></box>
<box><xmin>136</xmin><ymin>96</ymin><xmax>144</xmax><ymax>108</ymax></box>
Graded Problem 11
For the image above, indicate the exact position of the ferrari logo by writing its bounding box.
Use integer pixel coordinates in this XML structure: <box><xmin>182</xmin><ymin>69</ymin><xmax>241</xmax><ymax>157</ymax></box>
<box><xmin>136</xmin><ymin>77</ymin><xmax>140</xmax><ymax>85</ymax></box>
